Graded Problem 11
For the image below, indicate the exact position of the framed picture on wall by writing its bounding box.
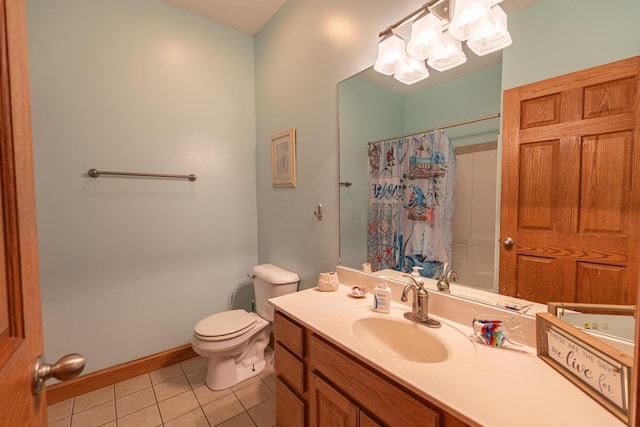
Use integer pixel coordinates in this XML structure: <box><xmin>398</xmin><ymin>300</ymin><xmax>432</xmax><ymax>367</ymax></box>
<box><xmin>271</xmin><ymin>128</ymin><xmax>296</xmax><ymax>187</ymax></box>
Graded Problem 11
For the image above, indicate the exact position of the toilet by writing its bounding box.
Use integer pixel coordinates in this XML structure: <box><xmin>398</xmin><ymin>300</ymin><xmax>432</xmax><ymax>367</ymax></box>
<box><xmin>191</xmin><ymin>263</ymin><xmax>299</xmax><ymax>390</ymax></box>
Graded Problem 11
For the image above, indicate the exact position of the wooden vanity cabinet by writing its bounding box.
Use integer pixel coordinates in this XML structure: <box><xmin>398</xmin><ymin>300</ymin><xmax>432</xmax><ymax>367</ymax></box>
<box><xmin>309</xmin><ymin>372</ymin><xmax>381</xmax><ymax>427</ymax></box>
<box><xmin>274</xmin><ymin>310</ymin><xmax>470</xmax><ymax>427</ymax></box>
<box><xmin>274</xmin><ymin>311</ymin><xmax>309</xmax><ymax>427</ymax></box>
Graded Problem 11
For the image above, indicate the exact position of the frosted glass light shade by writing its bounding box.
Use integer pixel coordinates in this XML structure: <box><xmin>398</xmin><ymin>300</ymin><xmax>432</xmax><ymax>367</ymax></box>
<box><xmin>448</xmin><ymin>0</ymin><xmax>493</xmax><ymax>41</ymax></box>
<box><xmin>374</xmin><ymin>34</ymin><xmax>407</xmax><ymax>75</ymax></box>
<box><xmin>394</xmin><ymin>56</ymin><xmax>430</xmax><ymax>85</ymax></box>
<box><xmin>427</xmin><ymin>32</ymin><xmax>467</xmax><ymax>71</ymax></box>
<box><xmin>467</xmin><ymin>6</ymin><xmax>512</xmax><ymax>56</ymax></box>
<box><xmin>406</xmin><ymin>13</ymin><xmax>445</xmax><ymax>60</ymax></box>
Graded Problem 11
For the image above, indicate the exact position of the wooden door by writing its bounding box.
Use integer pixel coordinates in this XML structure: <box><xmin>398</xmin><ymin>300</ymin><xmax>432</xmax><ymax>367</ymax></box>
<box><xmin>500</xmin><ymin>57</ymin><xmax>640</xmax><ymax>305</ymax></box>
<box><xmin>0</xmin><ymin>0</ymin><xmax>47</xmax><ymax>425</ymax></box>
<box><xmin>309</xmin><ymin>373</ymin><xmax>358</xmax><ymax>427</ymax></box>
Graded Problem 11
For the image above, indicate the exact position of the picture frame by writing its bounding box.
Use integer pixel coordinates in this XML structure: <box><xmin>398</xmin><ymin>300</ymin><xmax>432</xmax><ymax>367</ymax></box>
<box><xmin>271</xmin><ymin>129</ymin><xmax>296</xmax><ymax>187</ymax></box>
<box><xmin>536</xmin><ymin>312</ymin><xmax>633</xmax><ymax>423</ymax></box>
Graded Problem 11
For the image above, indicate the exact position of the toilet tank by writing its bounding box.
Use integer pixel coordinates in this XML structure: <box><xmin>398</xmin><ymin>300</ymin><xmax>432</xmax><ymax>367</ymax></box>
<box><xmin>252</xmin><ymin>263</ymin><xmax>299</xmax><ymax>321</ymax></box>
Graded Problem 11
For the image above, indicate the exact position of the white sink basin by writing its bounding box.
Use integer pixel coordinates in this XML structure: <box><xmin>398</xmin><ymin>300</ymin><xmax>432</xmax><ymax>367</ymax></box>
<box><xmin>339</xmin><ymin>306</ymin><xmax>476</xmax><ymax>364</ymax></box>
<box><xmin>352</xmin><ymin>316</ymin><xmax>450</xmax><ymax>363</ymax></box>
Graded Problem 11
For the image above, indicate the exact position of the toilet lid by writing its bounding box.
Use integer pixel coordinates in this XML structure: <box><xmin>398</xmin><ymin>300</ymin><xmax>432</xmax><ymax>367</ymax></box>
<box><xmin>194</xmin><ymin>309</ymin><xmax>256</xmax><ymax>341</ymax></box>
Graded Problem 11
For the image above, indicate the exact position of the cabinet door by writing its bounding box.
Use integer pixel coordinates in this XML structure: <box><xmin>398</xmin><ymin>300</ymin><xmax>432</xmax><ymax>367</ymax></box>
<box><xmin>309</xmin><ymin>373</ymin><xmax>358</xmax><ymax>427</ymax></box>
<box><xmin>360</xmin><ymin>411</ymin><xmax>383</xmax><ymax>427</ymax></box>
<box><xmin>276</xmin><ymin>377</ymin><xmax>305</xmax><ymax>427</ymax></box>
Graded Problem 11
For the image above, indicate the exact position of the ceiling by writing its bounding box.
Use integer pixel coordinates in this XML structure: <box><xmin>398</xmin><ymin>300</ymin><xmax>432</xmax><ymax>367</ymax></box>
<box><xmin>161</xmin><ymin>0</ymin><xmax>287</xmax><ymax>36</ymax></box>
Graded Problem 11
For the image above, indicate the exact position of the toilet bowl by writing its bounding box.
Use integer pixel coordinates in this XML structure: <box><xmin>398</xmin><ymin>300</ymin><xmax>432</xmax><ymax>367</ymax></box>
<box><xmin>191</xmin><ymin>263</ymin><xmax>299</xmax><ymax>390</ymax></box>
<box><xmin>191</xmin><ymin>309</ymin><xmax>270</xmax><ymax>390</ymax></box>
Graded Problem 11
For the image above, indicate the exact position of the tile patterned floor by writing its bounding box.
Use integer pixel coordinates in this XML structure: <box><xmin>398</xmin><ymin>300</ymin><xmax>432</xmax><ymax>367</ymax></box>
<box><xmin>46</xmin><ymin>350</ymin><xmax>276</xmax><ymax>427</ymax></box>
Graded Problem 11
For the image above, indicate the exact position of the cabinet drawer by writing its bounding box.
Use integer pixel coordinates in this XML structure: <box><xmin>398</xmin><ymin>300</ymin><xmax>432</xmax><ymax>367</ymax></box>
<box><xmin>274</xmin><ymin>311</ymin><xmax>304</xmax><ymax>357</ymax></box>
<box><xmin>275</xmin><ymin>342</ymin><xmax>304</xmax><ymax>394</ymax></box>
<box><xmin>310</xmin><ymin>334</ymin><xmax>440</xmax><ymax>427</ymax></box>
<box><xmin>276</xmin><ymin>377</ymin><xmax>305</xmax><ymax>427</ymax></box>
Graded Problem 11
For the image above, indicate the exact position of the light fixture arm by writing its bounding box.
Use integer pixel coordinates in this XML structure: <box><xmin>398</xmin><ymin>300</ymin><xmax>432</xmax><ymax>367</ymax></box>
<box><xmin>378</xmin><ymin>3</ymin><xmax>430</xmax><ymax>38</ymax></box>
<box><xmin>378</xmin><ymin>0</ymin><xmax>450</xmax><ymax>38</ymax></box>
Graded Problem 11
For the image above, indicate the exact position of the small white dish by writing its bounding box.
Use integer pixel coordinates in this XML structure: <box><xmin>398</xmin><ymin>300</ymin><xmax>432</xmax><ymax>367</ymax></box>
<box><xmin>350</xmin><ymin>286</ymin><xmax>367</xmax><ymax>298</ymax></box>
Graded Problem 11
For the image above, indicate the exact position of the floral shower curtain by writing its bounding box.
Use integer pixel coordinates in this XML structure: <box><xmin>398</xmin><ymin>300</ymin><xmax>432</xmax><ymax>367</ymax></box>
<box><xmin>367</xmin><ymin>131</ymin><xmax>456</xmax><ymax>278</ymax></box>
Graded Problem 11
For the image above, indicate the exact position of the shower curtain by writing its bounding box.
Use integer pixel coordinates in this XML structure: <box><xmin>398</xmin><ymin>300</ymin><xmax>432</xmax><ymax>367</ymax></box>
<box><xmin>367</xmin><ymin>131</ymin><xmax>456</xmax><ymax>278</ymax></box>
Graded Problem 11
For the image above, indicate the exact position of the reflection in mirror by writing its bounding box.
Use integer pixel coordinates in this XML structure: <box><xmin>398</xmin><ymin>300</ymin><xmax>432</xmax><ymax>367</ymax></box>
<box><xmin>548</xmin><ymin>302</ymin><xmax>635</xmax><ymax>356</ymax></box>
<box><xmin>339</xmin><ymin>63</ymin><xmax>502</xmax><ymax>290</ymax></box>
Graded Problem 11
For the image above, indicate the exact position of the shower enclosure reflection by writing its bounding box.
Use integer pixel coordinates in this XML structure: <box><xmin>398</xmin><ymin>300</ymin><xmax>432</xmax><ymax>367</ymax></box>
<box><xmin>338</xmin><ymin>64</ymin><xmax>502</xmax><ymax>290</ymax></box>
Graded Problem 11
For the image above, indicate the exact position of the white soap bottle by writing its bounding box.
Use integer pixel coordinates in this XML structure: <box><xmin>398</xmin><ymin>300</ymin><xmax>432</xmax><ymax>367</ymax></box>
<box><xmin>373</xmin><ymin>277</ymin><xmax>391</xmax><ymax>313</ymax></box>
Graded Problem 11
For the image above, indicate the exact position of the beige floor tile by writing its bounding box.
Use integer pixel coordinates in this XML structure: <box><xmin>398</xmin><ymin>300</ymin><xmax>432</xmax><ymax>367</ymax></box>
<box><xmin>150</xmin><ymin>363</ymin><xmax>184</xmax><ymax>385</ymax></box>
<box><xmin>70</xmin><ymin>401</ymin><xmax>115</xmax><ymax>427</ymax></box>
<box><xmin>117</xmin><ymin>404</ymin><xmax>162</xmax><ymax>427</ymax></box>
<box><xmin>247</xmin><ymin>397</ymin><xmax>275</xmax><ymax>427</ymax></box>
<box><xmin>202</xmin><ymin>393</ymin><xmax>245</xmax><ymax>426</ymax></box>
<box><xmin>186</xmin><ymin>366</ymin><xmax>207</xmax><ymax>388</ymax></box>
<box><xmin>193</xmin><ymin>384</ymin><xmax>233</xmax><ymax>406</ymax></box>
<box><xmin>158</xmin><ymin>390</ymin><xmax>200</xmax><ymax>423</ymax></box>
<box><xmin>48</xmin><ymin>417</ymin><xmax>71</xmax><ymax>427</ymax></box>
<box><xmin>99</xmin><ymin>423</ymin><xmax>116</xmax><ymax>427</ymax></box>
<box><xmin>231</xmin><ymin>375</ymin><xmax>261</xmax><ymax>392</ymax></box>
<box><xmin>48</xmin><ymin>398</ymin><xmax>74</xmax><ymax>422</ymax></box>
<box><xmin>73</xmin><ymin>386</ymin><xmax>114</xmax><ymax>413</ymax></box>
<box><xmin>218</xmin><ymin>411</ymin><xmax>257</xmax><ymax>427</ymax></box>
<box><xmin>262</xmin><ymin>374</ymin><xmax>276</xmax><ymax>393</ymax></box>
<box><xmin>164</xmin><ymin>408</ymin><xmax>210</xmax><ymax>427</ymax></box>
<box><xmin>234</xmin><ymin>380</ymin><xmax>274</xmax><ymax>410</ymax></box>
<box><xmin>154</xmin><ymin>374</ymin><xmax>191</xmax><ymax>402</ymax></box>
<box><xmin>115</xmin><ymin>387</ymin><xmax>156</xmax><ymax>418</ymax></box>
<box><xmin>115</xmin><ymin>373</ymin><xmax>152</xmax><ymax>398</ymax></box>
<box><xmin>258</xmin><ymin>360</ymin><xmax>274</xmax><ymax>379</ymax></box>
<box><xmin>180</xmin><ymin>356</ymin><xmax>208</xmax><ymax>373</ymax></box>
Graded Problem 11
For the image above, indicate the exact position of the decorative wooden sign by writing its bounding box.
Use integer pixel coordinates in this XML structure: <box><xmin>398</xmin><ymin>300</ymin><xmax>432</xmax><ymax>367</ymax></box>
<box><xmin>536</xmin><ymin>312</ymin><xmax>633</xmax><ymax>423</ymax></box>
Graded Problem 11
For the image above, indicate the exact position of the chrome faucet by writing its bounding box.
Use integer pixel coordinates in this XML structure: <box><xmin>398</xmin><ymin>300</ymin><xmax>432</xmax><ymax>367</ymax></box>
<box><xmin>436</xmin><ymin>264</ymin><xmax>458</xmax><ymax>293</ymax></box>
<box><xmin>401</xmin><ymin>275</ymin><xmax>441</xmax><ymax>328</ymax></box>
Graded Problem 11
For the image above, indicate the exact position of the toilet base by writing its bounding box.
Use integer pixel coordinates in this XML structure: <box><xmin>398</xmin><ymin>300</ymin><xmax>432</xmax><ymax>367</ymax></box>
<box><xmin>205</xmin><ymin>356</ymin><xmax>266</xmax><ymax>391</ymax></box>
<box><xmin>200</xmin><ymin>327</ymin><xmax>270</xmax><ymax>391</ymax></box>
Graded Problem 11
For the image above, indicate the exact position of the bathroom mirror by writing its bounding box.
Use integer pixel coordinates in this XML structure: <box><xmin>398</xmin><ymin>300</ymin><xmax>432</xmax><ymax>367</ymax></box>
<box><xmin>339</xmin><ymin>62</ymin><xmax>503</xmax><ymax>292</ymax></box>
<box><xmin>338</xmin><ymin>10</ymin><xmax>639</xmax><ymax>340</ymax></box>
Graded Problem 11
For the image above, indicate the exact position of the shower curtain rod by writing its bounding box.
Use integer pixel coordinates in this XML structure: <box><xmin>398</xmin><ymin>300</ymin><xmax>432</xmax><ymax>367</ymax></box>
<box><xmin>367</xmin><ymin>113</ymin><xmax>500</xmax><ymax>145</ymax></box>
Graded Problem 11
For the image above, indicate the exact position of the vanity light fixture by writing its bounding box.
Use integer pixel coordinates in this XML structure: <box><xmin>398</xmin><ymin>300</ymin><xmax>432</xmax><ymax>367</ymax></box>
<box><xmin>466</xmin><ymin>5</ymin><xmax>512</xmax><ymax>56</ymax></box>
<box><xmin>374</xmin><ymin>0</ymin><xmax>512</xmax><ymax>85</ymax></box>
<box><xmin>394</xmin><ymin>55</ymin><xmax>431</xmax><ymax>85</ymax></box>
<box><xmin>373</xmin><ymin>33</ymin><xmax>408</xmax><ymax>75</ymax></box>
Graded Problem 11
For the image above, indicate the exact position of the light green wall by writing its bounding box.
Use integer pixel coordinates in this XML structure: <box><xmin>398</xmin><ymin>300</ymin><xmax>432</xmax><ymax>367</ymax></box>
<box><xmin>404</xmin><ymin>64</ymin><xmax>502</xmax><ymax>146</ymax></box>
<box><xmin>338</xmin><ymin>77</ymin><xmax>404</xmax><ymax>267</ymax></box>
<box><xmin>503</xmin><ymin>0</ymin><xmax>640</xmax><ymax>89</ymax></box>
<box><xmin>27</xmin><ymin>0</ymin><xmax>257</xmax><ymax>374</ymax></box>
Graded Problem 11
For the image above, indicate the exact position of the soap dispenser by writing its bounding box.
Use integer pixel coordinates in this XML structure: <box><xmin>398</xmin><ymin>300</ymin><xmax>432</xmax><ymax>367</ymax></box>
<box><xmin>373</xmin><ymin>277</ymin><xmax>391</xmax><ymax>313</ymax></box>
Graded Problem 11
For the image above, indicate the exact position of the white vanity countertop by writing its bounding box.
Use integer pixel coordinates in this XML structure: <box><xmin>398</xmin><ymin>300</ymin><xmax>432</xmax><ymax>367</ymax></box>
<box><xmin>269</xmin><ymin>284</ymin><xmax>624</xmax><ymax>427</ymax></box>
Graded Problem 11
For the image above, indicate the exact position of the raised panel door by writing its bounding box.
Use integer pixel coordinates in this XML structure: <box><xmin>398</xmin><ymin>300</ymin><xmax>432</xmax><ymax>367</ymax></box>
<box><xmin>500</xmin><ymin>56</ymin><xmax>640</xmax><ymax>306</ymax></box>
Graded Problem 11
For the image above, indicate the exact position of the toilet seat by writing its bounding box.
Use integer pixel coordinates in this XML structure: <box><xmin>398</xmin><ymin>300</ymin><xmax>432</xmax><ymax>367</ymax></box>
<box><xmin>194</xmin><ymin>309</ymin><xmax>256</xmax><ymax>341</ymax></box>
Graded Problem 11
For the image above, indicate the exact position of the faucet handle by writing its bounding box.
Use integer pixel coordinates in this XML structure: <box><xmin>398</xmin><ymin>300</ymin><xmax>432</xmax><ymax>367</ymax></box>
<box><xmin>446</xmin><ymin>269</ymin><xmax>458</xmax><ymax>283</ymax></box>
